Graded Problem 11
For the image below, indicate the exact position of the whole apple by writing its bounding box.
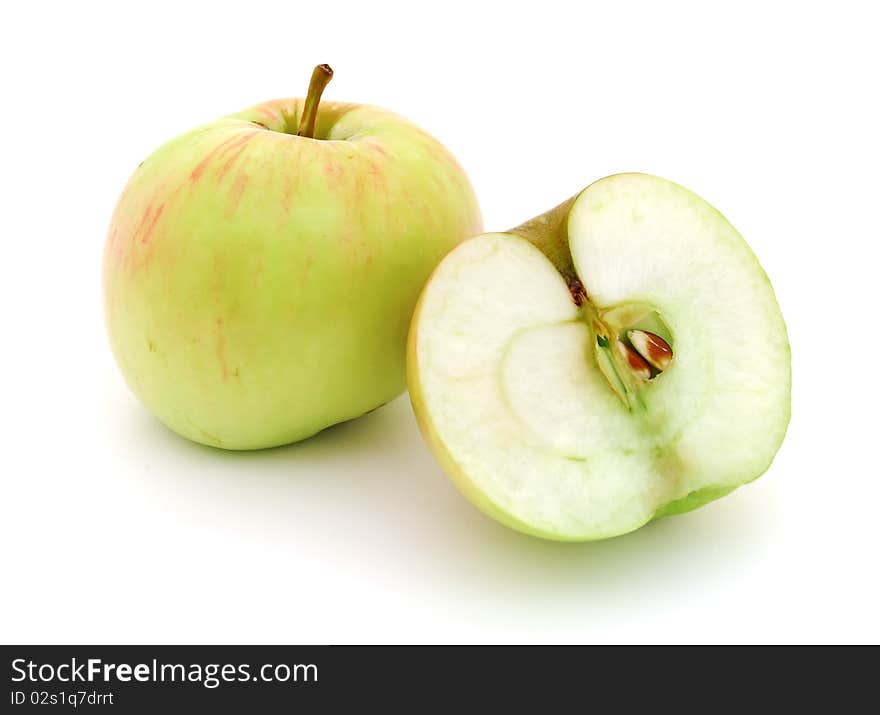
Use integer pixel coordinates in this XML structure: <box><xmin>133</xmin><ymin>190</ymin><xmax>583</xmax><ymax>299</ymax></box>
<box><xmin>104</xmin><ymin>66</ymin><xmax>482</xmax><ymax>449</ymax></box>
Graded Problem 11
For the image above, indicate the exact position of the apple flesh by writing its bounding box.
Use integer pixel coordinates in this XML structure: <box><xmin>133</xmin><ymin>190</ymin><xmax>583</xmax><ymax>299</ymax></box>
<box><xmin>408</xmin><ymin>173</ymin><xmax>790</xmax><ymax>540</ymax></box>
<box><xmin>104</xmin><ymin>72</ymin><xmax>482</xmax><ymax>449</ymax></box>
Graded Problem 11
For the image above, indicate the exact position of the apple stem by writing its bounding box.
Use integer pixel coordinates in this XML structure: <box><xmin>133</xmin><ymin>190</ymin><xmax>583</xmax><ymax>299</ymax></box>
<box><xmin>297</xmin><ymin>64</ymin><xmax>334</xmax><ymax>139</ymax></box>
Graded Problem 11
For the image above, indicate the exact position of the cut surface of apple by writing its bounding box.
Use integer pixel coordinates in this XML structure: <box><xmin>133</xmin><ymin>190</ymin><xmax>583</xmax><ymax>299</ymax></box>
<box><xmin>408</xmin><ymin>173</ymin><xmax>790</xmax><ymax>540</ymax></box>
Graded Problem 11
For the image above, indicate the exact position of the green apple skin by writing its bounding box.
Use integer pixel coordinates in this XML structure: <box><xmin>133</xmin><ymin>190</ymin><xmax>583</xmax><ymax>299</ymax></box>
<box><xmin>104</xmin><ymin>99</ymin><xmax>482</xmax><ymax>449</ymax></box>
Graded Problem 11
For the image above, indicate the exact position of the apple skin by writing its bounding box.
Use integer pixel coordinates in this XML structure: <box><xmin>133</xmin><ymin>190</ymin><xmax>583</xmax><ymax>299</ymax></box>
<box><xmin>104</xmin><ymin>99</ymin><xmax>482</xmax><ymax>449</ymax></box>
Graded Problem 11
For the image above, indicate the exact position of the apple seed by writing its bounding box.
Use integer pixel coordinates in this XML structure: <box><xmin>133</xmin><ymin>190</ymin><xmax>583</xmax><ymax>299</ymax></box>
<box><xmin>617</xmin><ymin>340</ymin><xmax>652</xmax><ymax>381</ymax></box>
<box><xmin>628</xmin><ymin>329</ymin><xmax>673</xmax><ymax>372</ymax></box>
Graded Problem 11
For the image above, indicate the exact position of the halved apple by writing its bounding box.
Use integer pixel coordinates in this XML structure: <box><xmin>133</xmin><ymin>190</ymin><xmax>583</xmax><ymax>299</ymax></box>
<box><xmin>408</xmin><ymin>173</ymin><xmax>790</xmax><ymax>541</ymax></box>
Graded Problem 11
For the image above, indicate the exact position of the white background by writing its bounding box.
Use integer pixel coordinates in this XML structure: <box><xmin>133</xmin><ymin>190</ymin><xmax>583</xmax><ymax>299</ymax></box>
<box><xmin>2</xmin><ymin>0</ymin><xmax>878</xmax><ymax>644</ymax></box>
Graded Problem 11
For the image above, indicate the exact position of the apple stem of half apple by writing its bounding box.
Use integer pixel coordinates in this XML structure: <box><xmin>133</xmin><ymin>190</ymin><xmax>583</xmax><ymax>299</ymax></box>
<box><xmin>297</xmin><ymin>64</ymin><xmax>334</xmax><ymax>139</ymax></box>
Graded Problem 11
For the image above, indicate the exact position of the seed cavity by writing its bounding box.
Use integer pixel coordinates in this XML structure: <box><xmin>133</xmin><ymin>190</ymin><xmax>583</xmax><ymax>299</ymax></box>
<box><xmin>588</xmin><ymin>305</ymin><xmax>674</xmax><ymax>407</ymax></box>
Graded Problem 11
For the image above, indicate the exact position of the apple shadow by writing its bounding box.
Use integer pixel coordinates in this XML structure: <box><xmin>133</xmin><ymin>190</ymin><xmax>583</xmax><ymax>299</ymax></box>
<box><xmin>117</xmin><ymin>394</ymin><xmax>779</xmax><ymax>611</ymax></box>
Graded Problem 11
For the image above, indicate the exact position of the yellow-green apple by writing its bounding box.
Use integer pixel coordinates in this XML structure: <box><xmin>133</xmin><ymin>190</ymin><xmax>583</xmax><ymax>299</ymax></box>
<box><xmin>104</xmin><ymin>65</ymin><xmax>481</xmax><ymax>449</ymax></box>
<box><xmin>408</xmin><ymin>173</ymin><xmax>790</xmax><ymax>541</ymax></box>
